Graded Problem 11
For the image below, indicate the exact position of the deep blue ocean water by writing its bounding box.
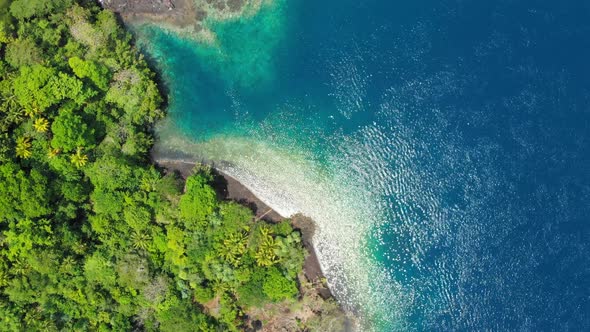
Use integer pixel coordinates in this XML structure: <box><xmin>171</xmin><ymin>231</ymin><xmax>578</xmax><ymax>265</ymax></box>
<box><xmin>138</xmin><ymin>0</ymin><xmax>590</xmax><ymax>330</ymax></box>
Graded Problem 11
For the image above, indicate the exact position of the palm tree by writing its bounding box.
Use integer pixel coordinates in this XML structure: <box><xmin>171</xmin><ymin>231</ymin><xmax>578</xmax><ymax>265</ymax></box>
<box><xmin>0</xmin><ymin>270</ymin><xmax>8</xmax><ymax>287</ymax></box>
<box><xmin>131</xmin><ymin>231</ymin><xmax>151</xmax><ymax>250</ymax></box>
<box><xmin>59</xmin><ymin>256</ymin><xmax>77</xmax><ymax>275</ymax></box>
<box><xmin>24</xmin><ymin>106</ymin><xmax>41</xmax><ymax>118</ymax></box>
<box><xmin>15</xmin><ymin>136</ymin><xmax>32</xmax><ymax>159</ymax></box>
<box><xmin>255</xmin><ymin>227</ymin><xmax>279</xmax><ymax>267</ymax></box>
<box><xmin>70</xmin><ymin>147</ymin><xmax>88</xmax><ymax>167</ymax></box>
<box><xmin>24</xmin><ymin>101</ymin><xmax>42</xmax><ymax>118</ymax></box>
<box><xmin>220</xmin><ymin>232</ymin><xmax>248</xmax><ymax>267</ymax></box>
<box><xmin>47</xmin><ymin>148</ymin><xmax>60</xmax><ymax>159</ymax></box>
<box><xmin>12</xmin><ymin>259</ymin><xmax>30</xmax><ymax>276</ymax></box>
<box><xmin>0</xmin><ymin>90</ymin><xmax>18</xmax><ymax>110</ymax></box>
<box><xmin>33</xmin><ymin>117</ymin><xmax>49</xmax><ymax>133</ymax></box>
<box><xmin>0</xmin><ymin>92</ymin><xmax>25</xmax><ymax>129</ymax></box>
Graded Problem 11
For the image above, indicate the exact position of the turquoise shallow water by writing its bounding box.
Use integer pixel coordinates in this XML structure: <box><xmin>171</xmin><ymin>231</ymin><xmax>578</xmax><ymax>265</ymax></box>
<box><xmin>137</xmin><ymin>0</ymin><xmax>590</xmax><ymax>330</ymax></box>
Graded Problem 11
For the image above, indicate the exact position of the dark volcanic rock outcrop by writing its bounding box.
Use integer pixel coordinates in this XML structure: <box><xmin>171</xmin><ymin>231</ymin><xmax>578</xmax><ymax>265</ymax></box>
<box><xmin>99</xmin><ymin>0</ymin><xmax>249</xmax><ymax>30</ymax></box>
<box><xmin>100</xmin><ymin>0</ymin><xmax>197</xmax><ymax>27</ymax></box>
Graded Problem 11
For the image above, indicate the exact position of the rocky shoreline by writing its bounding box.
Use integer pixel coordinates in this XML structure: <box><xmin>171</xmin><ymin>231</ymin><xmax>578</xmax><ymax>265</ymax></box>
<box><xmin>100</xmin><ymin>0</ymin><xmax>258</xmax><ymax>42</ymax></box>
<box><xmin>99</xmin><ymin>0</ymin><xmax>198</xmax><ymax>28</ymax></box>
<box><xmin>154</xmin><ymin>159</ymin><xmax>330</xmax><ymax>296</ymax></box>
<box><xmin>155</xmin><ymin>159</ymin><xmax>354</xmax><ymax>331</ymax></box>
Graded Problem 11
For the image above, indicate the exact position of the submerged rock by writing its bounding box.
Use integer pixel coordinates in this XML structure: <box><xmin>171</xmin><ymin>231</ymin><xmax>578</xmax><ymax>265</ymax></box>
<box><xmin>100</xmin><ymin>0</ymin><xmax>257</xmax><ymax>30</ymax></box>
<box><xmin>100</xmin><ymin>0</ymin><xmax>199</xmax><ymax>28</ymax></box>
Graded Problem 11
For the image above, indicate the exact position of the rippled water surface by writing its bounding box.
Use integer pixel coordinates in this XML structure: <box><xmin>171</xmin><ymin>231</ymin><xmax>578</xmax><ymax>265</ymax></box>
<box><xmin>137</xmin><ymin>0</ymin><xmax>590</xmax><ymax>330</ymax></box>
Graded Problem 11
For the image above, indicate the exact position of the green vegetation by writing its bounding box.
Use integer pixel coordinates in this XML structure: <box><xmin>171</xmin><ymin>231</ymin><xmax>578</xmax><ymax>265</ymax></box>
<box><xmin>0</xmin><ymin>1</ymin><xmax>307</xmax><ymax>330</ymax></box>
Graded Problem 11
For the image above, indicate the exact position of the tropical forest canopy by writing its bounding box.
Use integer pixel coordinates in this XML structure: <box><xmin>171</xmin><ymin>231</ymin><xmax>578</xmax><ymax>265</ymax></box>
<box><xmin>0</xmin><ymin>0</ymin><xmax>306</xmax><ymax>330</ymax></box>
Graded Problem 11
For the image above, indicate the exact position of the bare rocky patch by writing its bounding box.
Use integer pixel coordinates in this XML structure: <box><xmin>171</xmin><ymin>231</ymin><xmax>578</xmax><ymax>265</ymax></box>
<box><xmin>99</xmin><ymin>0</ymin><xmax>267</xmax><ymax>43</ymax></box>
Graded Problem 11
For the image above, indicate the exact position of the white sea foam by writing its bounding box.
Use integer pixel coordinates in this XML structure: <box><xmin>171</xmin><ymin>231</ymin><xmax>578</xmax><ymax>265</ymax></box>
<box><xmin>154</xmin><ymin>127</ymin><xmax>406</xmax><ymax>330</ymax></box>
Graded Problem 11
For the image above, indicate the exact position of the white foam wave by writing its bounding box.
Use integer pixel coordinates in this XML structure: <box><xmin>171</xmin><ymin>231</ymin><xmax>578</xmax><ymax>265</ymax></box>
<box><xmin>154</xmin><ymin>127</ymin><xmax>406</xmax><ymax>330</ymax></box>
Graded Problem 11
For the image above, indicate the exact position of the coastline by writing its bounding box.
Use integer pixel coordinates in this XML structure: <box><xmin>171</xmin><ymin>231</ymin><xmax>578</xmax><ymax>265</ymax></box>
<box><xmin>98</xmin><ymin>2</ymin><xmax>358</xmax><ymax>328</ymax></box>
<box><xmin>154</xmin><ymin>158</ymin><xmax>356</xmax><ymax>330</ymax></box>
<box><xmin>154</xmin><ymin>158</ymin><xmax>329</xmax><ymax>295</ymax></box>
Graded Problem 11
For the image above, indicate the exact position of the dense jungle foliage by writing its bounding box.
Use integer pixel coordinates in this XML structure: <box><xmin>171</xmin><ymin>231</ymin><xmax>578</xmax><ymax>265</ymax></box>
<box><xmin>0</xmin><ymin>0</ymin><xmax>306</xmax><ymax>330</ymax></box>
